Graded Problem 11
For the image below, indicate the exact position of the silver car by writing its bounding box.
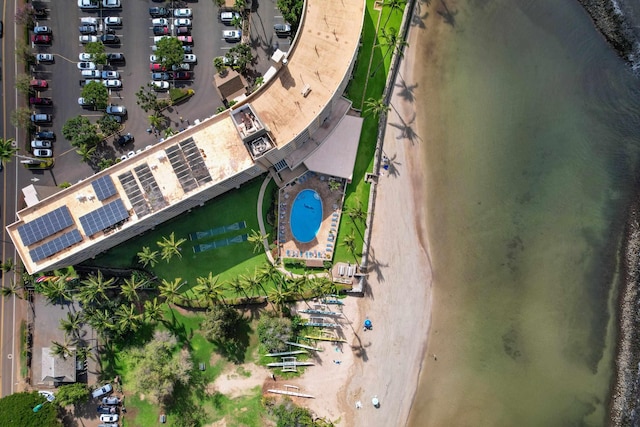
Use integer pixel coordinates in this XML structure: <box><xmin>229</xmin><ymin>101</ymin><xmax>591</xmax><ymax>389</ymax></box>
<box><xmin>33</xmin><ymin>149</ymin><xmax>53</xmax><ymax>158</ymax></box>
<box><xmin>31</xmin><ymin>140</ymin><xmax>52</xmax><ymax>148</ymax></box>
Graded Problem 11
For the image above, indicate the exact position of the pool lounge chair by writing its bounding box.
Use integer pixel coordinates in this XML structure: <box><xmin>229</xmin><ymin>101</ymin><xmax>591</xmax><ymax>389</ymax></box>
<box><xmin>339</xmin><ymin>265</ymin><xmax>346</xmax><ymax>276</ymax></box>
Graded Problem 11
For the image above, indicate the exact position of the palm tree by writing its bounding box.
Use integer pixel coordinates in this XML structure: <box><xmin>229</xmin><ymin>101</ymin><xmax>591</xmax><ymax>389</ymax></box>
<box><xmin>157</xmin><ymin>232</ymin><xmax>187</xmax><ymax>263</ymax></box>
<box><xmin>137</xmin><ymin>246</ymin><xmax>159</xmax><ymax>268</ymax></box>
<box><xmin>0</xmin><ymin>138</ymin><xmax>18</xmax><ymax>167</ymax></box>
<box><xmin>76</xmin><ymin>144</ymin><xmax>96</xmax><ymax>162</ymax></box>
<box><xmin>364</xmin><ymin>97</ymin><xmax>391</xmax><ymax>119</ymax></box>
<box><xmin>50</xmin><ymin>340</ymin><xmax>74</xmax><ymax>360</ymax></box>
<box><xmin>143</xmin><ymin>297</ymin><xmax>164</xmax><ymax>324</ymax></box>
<box><xmin>381</xmin><ymin>0</ymin><xmax>406</xmax><ymax>28</ymax></box>
<box><xmin>115</xmin><ymin>303</ymin><xmax>143</xmax><ymax>334</ymax></box>
<box><xmin>241</xmin><ymin>269</ymin><xmax>265</xmax><ymax>299</ymax></box>
<box><xmin>59</xmin><ymin>311</ymin><xmax>83</xmax><ymax>341</ymax></box>
<box><xmin>163</xmin><ymin>128</ymin><xmax>175</xmax><ymax>139</ymax></box>
<box><xmin>0</xmin><ymin>281</ymin><xmax>24</xmax><ymax>299</ymax></box>
<box><xmin>148</xmin><ymin>113</ymin><xmax>165</xmax><ymax>130</ymax></box>
<box><xmin>159</xmin><ymin>277</ymin><xmax>185</xmax><ymax>309</ymax></box>
<box><xmin>85</xmin><ymin>308</ymin><xmax>115</xmax><ymax>336</ymax></box>
<box><xmin>79</xmin><ymin>271</ymin><xmax>115</xmax><ymax>306</ymax></box>
<box><xmin>341</xmin><ymin>232</ymin><xmax>358</xmax><ymax>262</ymax></box>
<box><xmin>267</xmin><ymin>282</ymin><xmax>291</xmax><ymax>316</ymax></box>
<box><xmin>227</xmin><ymin>276</ymin><xmax>250</xmax><ymax>302</ymax></box>
<box><xmin>40</xmin><ymin>278</ymin><xmax>73</xmax><ymax>304</ymax></box>
<box><xmin>1</xmin><ymin>258</ymin><xmax>14</xmax><ymax>273</ymax></box>
<box><xmin>247</xmin><ymin>229</ymin><xmax>269</xmax><ymax>253</ymax></box>
<box><xmin>121</xmin><ymin>275</ymin><xmax>146</xmax><ymax>304</ymax></box>
<box><xmin>372</xmin><ymin>27</ymin><xmax>409</xmax><ymax>76</ymax></box>
<box><xmin>194</xmin><ymin>272</ymin><xmax>227</xmax><ymax>307</ymax></box>
<box><xmin>257</xmin><ymin>262</ymin><xmax>281</xmax><ymax>292</ymax></box>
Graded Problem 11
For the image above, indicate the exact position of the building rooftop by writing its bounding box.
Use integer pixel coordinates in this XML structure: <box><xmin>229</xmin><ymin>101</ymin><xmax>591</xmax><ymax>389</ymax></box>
<box><xmin>7</xmin><ymin>0</ymin><xmax>365</xmax><ymax>274</ymax></box>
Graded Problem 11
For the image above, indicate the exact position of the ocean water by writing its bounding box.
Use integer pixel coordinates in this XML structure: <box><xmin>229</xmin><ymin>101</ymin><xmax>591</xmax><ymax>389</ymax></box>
<box><xmin>408</xmin><ymin>0</ymin><xmax>640</xmax><ymax>425</ymax></box>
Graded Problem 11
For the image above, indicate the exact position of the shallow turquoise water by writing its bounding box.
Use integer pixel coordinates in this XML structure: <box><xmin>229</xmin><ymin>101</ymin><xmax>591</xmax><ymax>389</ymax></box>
<box><xmin>408</xmin><ymin>0</ymin><xmax>640</xmax><ymax>425</ymax></box>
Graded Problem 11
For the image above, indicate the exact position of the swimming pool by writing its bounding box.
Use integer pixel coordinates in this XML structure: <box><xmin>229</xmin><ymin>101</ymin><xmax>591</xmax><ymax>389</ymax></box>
<box><xmin>290</xmin><ymin>189</ymin><xmax>323</xmax><ymax>243</ymax></box>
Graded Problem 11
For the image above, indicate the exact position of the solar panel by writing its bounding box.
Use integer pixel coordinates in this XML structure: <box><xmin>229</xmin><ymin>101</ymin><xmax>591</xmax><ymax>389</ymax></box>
<box><xmin>29</xmin><ymin>229</ymin><xmax>82</xmax><ymax>263</ymax></box>
<box><xmin>79</xmin><ymin>199</ymin><xmax>129</xmax><ymax>237</ymax></box>
<box><xmin>17</xmin><ymin>206</ymin><xmax>74</xmax><ymax>246</ymax></box>
<box><xmin>92</xmin><ymin>175</ymin><xmax>117</xmax><ymax>201</ymax></box>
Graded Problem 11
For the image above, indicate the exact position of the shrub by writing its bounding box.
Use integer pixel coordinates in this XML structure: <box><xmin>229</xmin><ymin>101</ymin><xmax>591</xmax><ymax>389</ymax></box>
<box><xmin>257</xmin><ymin>315</ymin><xmax>292</xmax><ymax>353</ymax></box>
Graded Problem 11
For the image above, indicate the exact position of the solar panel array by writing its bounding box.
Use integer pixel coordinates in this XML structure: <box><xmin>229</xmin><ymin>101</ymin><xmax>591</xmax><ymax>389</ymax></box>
<box><xmin>29</xmin><ymin>229</ymin><xmax>82</xmax><ymax>263</ymax></box>
<box><xmin>79</xmin><ymin>199</ymin><xmax>129</xmax><ymax>236</ymax></box>
<box><xmin>92</xmin><ymin>175</ymin><xmax>117</xmax><ymax>201</ymax></box>
<box><xmin>17</xmin><ymin>206</ymin><xmax>74</xmax><ymax>246</ymax></box>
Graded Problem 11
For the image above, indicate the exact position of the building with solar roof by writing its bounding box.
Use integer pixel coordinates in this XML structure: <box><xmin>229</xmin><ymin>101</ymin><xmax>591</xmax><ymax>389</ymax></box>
<box><xmin>7</xmin><ymin>0</ymin><xmax>366</xmax><ymax>274</ymax></box>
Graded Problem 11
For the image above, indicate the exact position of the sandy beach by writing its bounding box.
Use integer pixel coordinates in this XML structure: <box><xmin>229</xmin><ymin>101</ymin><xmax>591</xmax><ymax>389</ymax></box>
<box><xmin>276</xmin><ymin>3</ymin><xmax>447</xmax><ymax>425</ymax></box>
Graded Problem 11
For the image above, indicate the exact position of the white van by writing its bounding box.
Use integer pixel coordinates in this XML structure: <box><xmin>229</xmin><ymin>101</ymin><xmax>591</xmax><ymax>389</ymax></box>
<box><xmin>81</xmin><ymin>70</ymin><xmax>101</xmax><ymax>79</ymax></box>
<box><xmin>80</xmin><ymin>17</ymin><xmax>98</xmax><ymax>25</ymax></box>
<box><xmin>220</xmin><ymin>11</ymin><xmax>240</xmax><ymax>25</ymax></box>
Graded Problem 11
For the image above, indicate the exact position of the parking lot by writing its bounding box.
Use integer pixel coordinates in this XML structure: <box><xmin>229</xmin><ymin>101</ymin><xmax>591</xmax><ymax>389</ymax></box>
<box><xmin>27</xmin><ymin>0</ymin><xmax>290</xmax><ymax>186</ymax></box>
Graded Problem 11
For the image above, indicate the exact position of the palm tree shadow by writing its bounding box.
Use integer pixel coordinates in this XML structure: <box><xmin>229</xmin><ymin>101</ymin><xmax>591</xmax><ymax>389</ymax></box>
<box><xmin>411</xmin><ymin>0</ymin><xmax>430</xmax><ymax>29</ymax></box>
<box><xmin>438</xmin><ymin>0</ymin><xmax>457</xmax><ymax>27</ymax></box>
<box><xmin>383</xmin><ymin>152</ymin><xmax>402</xmax><ymax>178</ymax></box>
<box><xmin>366</xmin><ymin>246</ymin><xmax>388</xmax><ymax>285</ymax></box>
<box><xmin>388</xmin><ymin>110</ymin><xmax>423</xmax><ymax>145</ymax></box>
<box><xmin>394</xmin><ymin>76</ymin><xmax>418</xmax><ymax>103</ymax></box>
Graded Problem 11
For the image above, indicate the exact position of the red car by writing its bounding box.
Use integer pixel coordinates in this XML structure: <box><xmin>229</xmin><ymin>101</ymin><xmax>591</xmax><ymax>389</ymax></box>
<box><xmin>177</xmin><ymin>35</ymin><xmax>192</xmax><ymax>44</ymax></box>
<box><xmin>30</xmin><ymin>79</ymin><xmax>48</xmax><ymax>88</ymax></box>
<box><xmin>150</xmin><ymin>63</ymin><xmax>166</xmax><ymax>71</ymax></box>
<box><xmin>172</xmin><ymin>71</ymin><xmax>192</xmax><ymax>80</ymax></box>
<box><xmin>29</xmin><ymin>97</ymin><xmax>53</xmax><ymax>105</ymax></box>
<box><xmin>31</xmin><ymin>34</ymin><xmax>52</xmax><ymax>44</ymax></box>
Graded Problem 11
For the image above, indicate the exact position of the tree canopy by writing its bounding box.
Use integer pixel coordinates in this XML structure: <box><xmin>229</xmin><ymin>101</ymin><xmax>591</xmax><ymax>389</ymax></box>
<box><xmin>257</xmin><ymin>315</ymin><xmax>293</xmax><ymax>353</ymax></box>
<box><xmin>201</xmin><ymin>305</ymin><xmax>241</xmax><ymax>344</ymax></box>
<box><xmin>155</xmin><ymin>37</ymin><xmax>184</xmax><ymax>69</ymax></box>
<box><xmin>54</xmin><ymin>383</ymin><xmax>90</xmax><ymax>407</ymax></box>
<box><xmin>84</xmin><ymin>41</ymin><xmax>107</xmax><ymax>65</ymax></box>
<box><xmin>0</xmin><ymin>391</ymin><xmax>61</xmax><ymax>427</ymax></box>
<box><xmin>276</xmin><ymin>0</ymin><xmax>303</xmax><ymax>31</ymax></box>
<box><xmin>62</xmin><ymin>115</ymin><xmax>100</xmax><ymax>148</ymax></box>
<box><xmin>81</xmin><ymin>81</ymin><xmax>109</xmax><ymax>111</ymax></box>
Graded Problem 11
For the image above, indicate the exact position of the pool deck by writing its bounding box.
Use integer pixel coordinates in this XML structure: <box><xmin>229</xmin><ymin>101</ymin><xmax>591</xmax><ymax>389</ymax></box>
<box><xmin>278</xmin><ymin>172</ymin><xmax>346</xmax><ymax>262</ymax></box>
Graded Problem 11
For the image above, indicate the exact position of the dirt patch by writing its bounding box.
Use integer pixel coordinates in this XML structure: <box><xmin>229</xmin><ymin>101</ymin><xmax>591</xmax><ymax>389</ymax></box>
<box><xmin>208</xmin><ymin>363</ymin><xmax>269</xmax><ymax>398</ymax></box>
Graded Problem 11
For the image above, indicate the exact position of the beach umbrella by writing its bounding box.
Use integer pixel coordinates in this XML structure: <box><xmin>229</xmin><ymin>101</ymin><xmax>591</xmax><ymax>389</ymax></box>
<box><xmin>364</xmin><ymin>319</ymin><xmax>372</xmax><ymax>329</ymax></box>
<box><xmin>372</xmin><ymin>396</ymin><xmax>380</xmax><ymax>408</ymax></box>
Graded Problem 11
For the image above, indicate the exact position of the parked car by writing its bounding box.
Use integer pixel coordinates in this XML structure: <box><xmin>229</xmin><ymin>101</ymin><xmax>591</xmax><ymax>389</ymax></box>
<box><xmin>153</xmin><ymin>36</ymin><xmax>169</xmax><ymax>44</ymax></box>
<box><xmin>0</xmin><ymin>21</ymin><xmax>3</xmax><ymax>38</ymax></box>
<box><xmin>152</xmin><ymin>72</ymin><xmax>170</xmax><ymax>81</ymax></box>
<box><xmin>92</xmin><ymin>384</ymin><xmax>112</xmax><ymax>399</ymax></box>
<box><xmin>79</xmin><ymin>25</ymin><xmax>96</xmax><ymax>34</ymax></box>
<box><xmin>36</xmin><ymin>53</ymin><xmax>54</xmax><ymax>63</ymax></box>
<box><xmin>77</xmin><ymin>62</ymin><xmax>96</xmax><ymax>70</ymax></box>
<box><xmin>78</xmin><ymin>97</ymin><xmax>93</xmax><ymax>107</ymax></box>
<box><xmin>182</xmin><ymin>45</ymin><xmax>193</xmax><ymax>53</ymax></box>
<box><xmin>33</xmin><ymin>148</ymin><xmax>53</xmax><ymax>157</ymax></box>
<box><xmin>149</xmin><ymin>7</ymin><xmax>169</xmax><ymax>17</ymax></box>
<box><xmin>102</xmin><ymin>70</ymin><xmax>120</xmax><ymax>79</ymax></box>
<box><xmin>106</xmin><ymin>104</ymin><xmax>126</xmax><ymax>116</ymax></box>
<box><xmin>97</xmin><ymin>405</ymin><xmax>117</xmax><ymax>414</ymax></box>
<box><xmin>79</xmin><ymin>52</ymin><xmax>94</xmax><ymax>61</ymax></box>
<box><xmin>150</xmin><ymin>63</ymin><xmax>166</xmax><ymax>72</ymax></box>
<box><xmin>78</xmin><ymin>0</ymin><xmax>99</xmax><ymax>8</ymax></box>
<box><xmin>172</xmin><ymin>71</ymin><xmax>192</xmax><ymax>80</ymax></box>
<box><xmin>29</xmin><ymin>97</ymin><xmax>53</xmax><ymax>106</ymax></box>
<box><xmin>30</xmin><ymin>79</ymin><xmax>48</xmax><ymax>88</ymax></box>
<box><xmin>80</xmin><ymin>17</ymin><xmax>98</xmax><ymax>25</ymax></box>
<box><xmin>38</xmin><ymin>391</ymin><xmax>55</xmax><ymax>402</ymax></box>
<box><xmin>80</xmin><ymin>79</ymin><xmax>101</xmax><ymax>87</ymax></box>
<box><xmin>151</xmin><ymin>80</ymin><xmax>169</xmax><ymax>91</ymax></box>
<box><xmin>104</xmin><ymin>17</ymin><xmax>122</xmax><ymax>26</ymax></box>
<box><xmin>31</xmin><ymin>114</ymin><xmax>52</xmax><ymax>123</ymax></box>
<box><xmin>175</xmin><ymin>18</ymin><xmax>191</xmax><ymax>27</ymax></box>
<box><xmin>171</xmin><ymin>63</ymin><xmax>190</xmax><ymax>71</ymax></box>
<box><xmin>151</xmin><ymin>18</ymin><xmax>169</xmax><ymax>26</ymax></box>
<box><xmin>100</xmin><ymin>34</ymin><xmax>119</xmax><ymax>44</ymax></box>
<box><xmin>106</xmin><ymin>52</ymin><xmax>125</xmax><ymax>63</ymax></box>
<box><xmin>31</xmin><ymin>34</ymin><xmax>51</xmax><ymax>44</ymax></box>
<box><xmin>222</xmin><ymin>30</ymin><xmax>241</xmax><ymax>42</ymax></box>
<box><xmin>220</xmin><ymin>11</ymin><xmax>240</xmax><ymax>25</ymax></box>
<box><xmin>98</xmin><ymin>423</ymin><xmax>119</xmax><ymax>427</ymax></box>
<box><xmin>183</xmin><ymin>54</ymin><xmax>196</xmax><ymax>63</ymax></box>
<box><xmin>153</xmin><ymin>26</ymin><xmax>169</xmax><ymax>36</ymax></box>
<box><xmin>102</xmin><ymin>0</ymin><xmax>120</xmax><ymax>8</ymax></box>
<box><xmin>274</xmin><ymin>23</ymin><xmax>291</xmax><ymax>36</ymax></box>
<box><xmin>99</xmin><ymin>414</ymin><xmax>119</xmax><ymax>423</ymax></box>
<box><xmin>177</xmin><ymin>35</ymin><xmax>193</xmax><ymax>44</ymax></box>
<box><xmin>149</xmin><ymin>54</ymin><xmax>161</xmax><ymax>63</ymax></box>
<box><xmin>173</xmin><ymin>8</ymin><xmax>192</xmax><ymax>17</ymax></box>
<box><xmin>31</xmin><ymin>140</ymin><xmax>52</xmax><ymax>148</ymax></box>
<box><xmin>33</xmin><ymin>26</ymin><xmax>52</xmax><ymax>35</ymax></box>
<box><xmin>79</xmin><ymin>35</ymin><xmax>98</xmax><ymax>43</ymax></box>
<box><xmin>35</xmin><ymin>131</ymin><xmax>55</xmax><ymax>140</ymax></box>
<box><xmin>103</xmin><ymin>80</ymin><xmax>122</xmax><ymax>88</ymax></box>
<box><xmin>102</xmin><ymin>396</ymin><xmax>121</xmax><ymax>405</ymax></box>
<box><xmin>81</xmin><ymin>70</ymin><xmax>101</xmax><ymax>79</ymax></box>
<box><xmin>116</xmin><ymin>133</ymin><xmax>134</xmax><ymax>147</ymax></box>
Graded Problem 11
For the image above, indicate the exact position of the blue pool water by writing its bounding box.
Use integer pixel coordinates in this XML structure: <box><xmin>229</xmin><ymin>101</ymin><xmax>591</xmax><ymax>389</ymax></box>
<box><xmin>290</xmin><ymin>189</ymin><xmax>323</xmax><ymax>243</ymax></box>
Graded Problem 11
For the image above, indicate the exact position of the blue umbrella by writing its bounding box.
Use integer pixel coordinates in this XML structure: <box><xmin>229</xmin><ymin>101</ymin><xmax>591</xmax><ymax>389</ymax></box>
<box><xmin>364</xmin><ymin>319</ymin><xmax>372</xmax><ymax>329</ymax></box>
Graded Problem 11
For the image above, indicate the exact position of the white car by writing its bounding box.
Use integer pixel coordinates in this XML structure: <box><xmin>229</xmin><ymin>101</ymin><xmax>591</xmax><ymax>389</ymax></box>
<box><xmin>175</xmin><ymin>18</ymin><xmax>191</xmax><ymax>27</ymax></box>
<box><xmin>149</xmin><ymin>54</ymin><xmax>160</xmax><ymax>63</ymax></box>
<box><xmin>151</xmin><ymin>80</ymin><xmax>169</xmax><ymax>91</ymax></box>
<box><xmin>78</xmin><ymin>97</ymin><xmax>93</xmax><ymax>106</ymax></box>
<box><xmin>92</xmin><ymin>384</ymin><xmax>113</xmax><ymax>399</ymax></box>
<box><xmin>100</xmin><ymin>414</ymin><xmax>119</xmax><ymax>422</ymax></box>
<box><xmin>79</xmin><ymin>35</ymin><xmax>98</xmax><ymax>43</ymax></box>
<box><xmin>36</xmin><ymin>53</ymin><xmax>54</xmax><ymax>63</ymax></box>
<box><xmin>77</xmin><ymin>61</ymin><xmax>96</xmax><ymax>70</ymax></box>
<box><xmin>80</xmin><ymin>17</ymin><xmax>98</xmax><ymax>25</ymax></box>
<box><xmin>81</xmin><ymin>70</ymin><xmax>101</xmax><ymax>78</ymax></box>
<box><xmin>153</xmin><ymin>36</ymin><xmax>169</xmax><ymax>44</ymax></box>
<box><xmin>151</xmin><ymin>18</ymin><xmax>169</xmax><ymax>26</ymax></box>
<box><xmin>33</xmin><ymin>149</ymin><xmax>53</xmax><ymax>158</ymax></box>
<box><xmin>78</xmin><ymin>0</ymin><xmax>99</xmax><ymax>8</ymax></box>
<box><xmin>104</xmin><ymin>17</ymin><xmax>122</xmax><ymax>26</ymax></box>
<box><xmin>103</xmin><ymin>79</ymin><xmax>122</xmax><ymax>88</ymax></box>
<box><xmin>173</xmin><ymin>8</ymin><xmax>192</xmax><ymax>18</ymax></box>
<box><xmin>102</xmin><ymin>0</ymin><xmax>120</xmax><ymax>8</ymax></box>
<box><xmin>222</xmin><ymin>30</ymin><xmax>241</xmax><ymax>41</ymax></box>
<box><xmin>31</xmin><ymin>140</ymin><xmax>52</xmax><ymax>149</ymax></box>
<box><xmin>78</xmin><ymin>52</ymin><xmax>93</xmax><ymax>61</ymax></box>
<box><xmin>102</xmin><ymin>70</ymin><xmax>120</xmax><ymax>79</ymax></box>
<box><xmin>182</xmin><ymin>54</ymin><xmax>196</xmax><ymax>63</ymax></box>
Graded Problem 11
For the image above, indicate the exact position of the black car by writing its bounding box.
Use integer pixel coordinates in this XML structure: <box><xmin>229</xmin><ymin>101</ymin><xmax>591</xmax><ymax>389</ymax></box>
<box><xmin>35</xmin><ymin>131</ymin><xmax>56</xmax><ymax>140</ymax></box>
<box><xmin>0</xmin><ymin>21</ymin><xmax>3</xmax><ymax>38</ymax></box>
<box><xmin>116</xmin><ymin>133</ymin><xmax>134</xmax><ymax>147</ymax></box>
<box><xmin>97</xmin><ymin>405</ymin><xmax>117</xmax><ymax>414</ymax></box>
<box><xmin>106</xmin><ymin>53</ymin><xmax>125</xmax><ymax>63</ymax></box>
<box><xmin>176</xmin><ymin>26</ymin><xmax>190</xmax><ymax>35</ymax></box>
<box><xmin>100</xmin><ymin>34</ymin><xmax>119</xmax><ymax>44</ymax></box>
<box><xmin>149</xmin><ymin>7</ymin><xmax>169</xmax><ymax>17</ymax></box>
<box><xmin>79</xmin><ymin>25</ymin><xmax>97</xmax><ymax>34</ymax></box>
